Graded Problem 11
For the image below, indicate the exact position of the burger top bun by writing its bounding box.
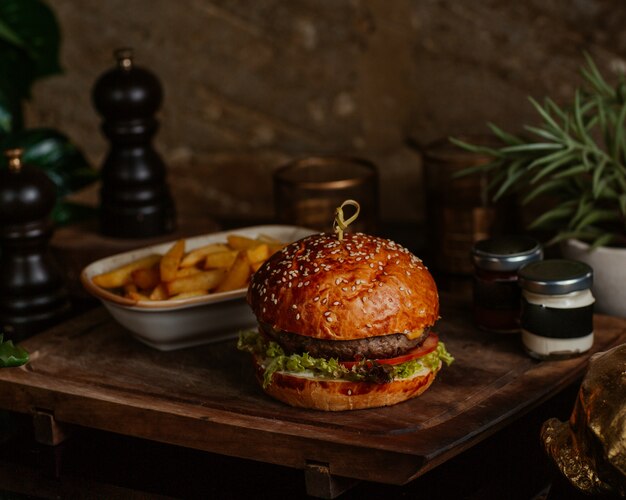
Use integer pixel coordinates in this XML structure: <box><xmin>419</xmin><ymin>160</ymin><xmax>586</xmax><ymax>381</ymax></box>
<box><xmin>247</xmin><ymin>232</ymin><xmax>439</xmax><ymax>341</ymax></box>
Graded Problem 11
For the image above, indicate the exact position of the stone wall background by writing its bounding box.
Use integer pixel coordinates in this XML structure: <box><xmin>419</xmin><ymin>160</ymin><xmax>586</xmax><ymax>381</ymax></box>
<box><xmin>25</xmin><ymin>0</ymin><xmax>626</xmax><ymax>228</ymax></box>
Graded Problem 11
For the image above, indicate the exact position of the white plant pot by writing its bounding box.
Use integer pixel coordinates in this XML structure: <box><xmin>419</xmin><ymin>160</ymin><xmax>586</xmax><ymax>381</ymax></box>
<box><xmin>561</xmin><ymin>238</ymin><xmax>626</xmax><ymax>318</ymax></box>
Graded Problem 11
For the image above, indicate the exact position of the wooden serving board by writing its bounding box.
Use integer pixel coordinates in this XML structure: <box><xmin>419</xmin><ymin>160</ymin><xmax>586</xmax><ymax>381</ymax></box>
<box><xmin>0</xmin><ymin>300</ymin><xmax>625</xmax><ymax>495</ymax></box>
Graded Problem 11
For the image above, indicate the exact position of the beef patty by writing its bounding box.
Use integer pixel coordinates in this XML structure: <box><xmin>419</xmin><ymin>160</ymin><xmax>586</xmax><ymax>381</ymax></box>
<box><xmin>260</xmin><ymin>322</ymin><xmax>430</xmax><ymax>361</ymax></box>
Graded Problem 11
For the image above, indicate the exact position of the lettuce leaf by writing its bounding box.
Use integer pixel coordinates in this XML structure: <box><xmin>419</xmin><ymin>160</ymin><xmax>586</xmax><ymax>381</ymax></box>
<box><xmin>237</xmin><ymin>330</ymin><xmax>454</xmax><ymax>388</ymax></box>
<box><xmin>0</xmin><ymin>334</ymin><xmax>29</xmax><ymax>367</ymax></box>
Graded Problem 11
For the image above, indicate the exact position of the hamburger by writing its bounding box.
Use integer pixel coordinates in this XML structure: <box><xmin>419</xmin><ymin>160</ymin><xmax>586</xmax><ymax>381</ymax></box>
<box><xmin>238</xmin><ymin>231</ymin><xmax>453</xmax><ymax>411</ymax></box>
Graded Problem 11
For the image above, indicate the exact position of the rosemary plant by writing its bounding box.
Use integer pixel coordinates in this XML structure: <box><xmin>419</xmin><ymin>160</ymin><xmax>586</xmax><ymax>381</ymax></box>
<box><xmin>452</xmin><ymin>54</ymin><xmax>626</xmax><ymax>248</ymax></box>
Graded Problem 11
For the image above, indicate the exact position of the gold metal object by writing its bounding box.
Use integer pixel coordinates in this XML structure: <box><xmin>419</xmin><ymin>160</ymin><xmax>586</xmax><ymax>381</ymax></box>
<box><xmin>115</xmin><ymin>47</ymin><xmax>134</xmax><ymax>71</ymax></box>
<box><xmin>541</xmin><ymin>343</ymin><xmax>626</xmax><ymax>496</ymax></box>
<box><xmin>4</xmin><ymin>148</ymin><xmax>24</xmax><ymax>173</ymax></box>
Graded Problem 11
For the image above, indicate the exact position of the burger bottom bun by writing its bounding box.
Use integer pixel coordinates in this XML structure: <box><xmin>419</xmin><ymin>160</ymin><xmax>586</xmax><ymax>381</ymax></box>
<box><xmin>253</xmin><ymin>356</ymin><xmax>440</xmax><ymax>411</ymax></box>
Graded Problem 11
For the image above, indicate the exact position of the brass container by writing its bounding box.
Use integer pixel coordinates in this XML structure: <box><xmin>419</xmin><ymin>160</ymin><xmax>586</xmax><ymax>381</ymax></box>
<box><xmin>273</xmin><ymin>156</ymin><xmax>379</xmax><ymax>233</ymax></box>
<box><xmin>421</xmin><ymin>135</ymin><xmax>515</xmax><ymax>276</ymax></box>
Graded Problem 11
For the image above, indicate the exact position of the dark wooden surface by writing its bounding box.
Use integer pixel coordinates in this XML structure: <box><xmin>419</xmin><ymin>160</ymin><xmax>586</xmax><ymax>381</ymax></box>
<box><xmin>0</xmin><ymin>297</ymin><xmax>624</xmax><ymax>494</ymax></box>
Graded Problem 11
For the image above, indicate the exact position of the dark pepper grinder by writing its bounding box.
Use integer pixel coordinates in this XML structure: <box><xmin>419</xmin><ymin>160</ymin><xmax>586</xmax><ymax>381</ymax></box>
<box><xmin>92</xmin><ymin>47</ymin><xmax>176</xmax><ymax>238</ymax></box>
<box><xmin>0</xmin><ymin>149</ymin><xmax>71</xmax><ymax>340</ymax></box>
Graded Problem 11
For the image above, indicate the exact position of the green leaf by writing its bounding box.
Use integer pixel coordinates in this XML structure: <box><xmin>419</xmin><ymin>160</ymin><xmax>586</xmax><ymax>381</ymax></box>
<box><xmin>528</xmin><ymin>201</ymin><xmax>576</xmax><ymax>230</ymax></box>
<box><xmin>448</xmin><ymin>54</ymin><xmax>626</xmax><ymax>245</ymax></box>
<box><xmin>523</xmin><ymin>125</ymin><xmax>562</xmax><ymax>142</ymax></box>
<box><xmin>589</xmin><ymin>232</ymin><xmax>615</xmax><ymax>250</ymax></box>
<box><xmin>529</xmin><ymin>97</ymin><xmax>564</xmax><ymax>135</ymax></box>
<box><xmin>499</xmin><ymin>142</ymin><xmax>563</xmax><ymax>154</ymax></box>
<box><xmin>574</xmin><ymin>209</ymin><xmax>620</xmax><ymax>232</ymax></box>
<box><xmin>448</xmin><ymin>136</ymin><xmax>500</xmax><ymax>157</ymax></box>
<box><xmin>0</xmin><ymin>0</ymin><xmax>62</xmax><ymax>105</ymax></box>
<box><xmin>571</xmin><ymin>193</ymin><xmax>592</xmax><ymax>227</ymax></box>
<box><xmin>0</xmin><ymin>17</ymin><xmax>25</xmax><ymax>47</ymax></box>
<box><xmin>553</xmin><ymin>164</ymin><xmax>588</xmax><ymax>180</ymax></box>
<box><xmin>486</xmin><ymin>167</ymin><xmax>507</xmax><ymax>193</ymax></box>
<box><xmin>493</xmin><ymin>163</ymin><xmax>527</xmax><ymax>200</ymax></box>
<box><xmin>0</xmin><ymin>85</ymin><xmax>18</xmax><ymax>135</ymax></box>
<box><xmin>0</xmin><ymin>334</ymin><xmax>29</xmax><ymax>367</ymax></box>
<box><xmin>544</xmin><ymin>98</ymin><xmax>571</xmax><ymax>127</ymax></box>
<box><xmin>528</xmin><ymin>153</ymin><xmax>576</xmax><ymax>183</ymax></box>
<box><xmin>451</xmin><ymin>158</ymin><xmax>501</xmax><ymax>179</ymax></box>
<box><xmin>573</xmin><ymin>90</ymin><xmax>595</xmax><ymax>147</ymax></box>
<box><xmin>522</xmin><ymin>178</ymin><xmax>569</xmax><ymax>205</ymax></box>
<box><xmin>592</xmin><ymin>158</ymin><xmax>607</xmax><ymax>199</ymax></box>
<box><xmin>594</xmin><ymin>94</ymin><xmax>610</xmax><ymax>148</ymax></box>
<box><xmin>581</xmin><ymin>150</ymin><xmax>594</xmax><ymax>171</ymax></box>
<box><xmin>582</xmin><ymin>52</ymin><xmax>615</xmax><ymax>97</ymax></box>
<box><xmin>52</xmin><ymin>201</ymin><xmax>98</xmax><ymax>227</ymax></box>
<box><xmin>486</xmin><ymin>122</ymin><xmax>522</xmax><ymax>145</ymax></box>
<box><xmin>546</xmin><ymin>229</ymin><xmax>598</xmax><ymax>247</ymax></box>
<box><xmin>611</xmin><ymin>100</ymin><xmax>626</xmax><ymax>164</ymax></box>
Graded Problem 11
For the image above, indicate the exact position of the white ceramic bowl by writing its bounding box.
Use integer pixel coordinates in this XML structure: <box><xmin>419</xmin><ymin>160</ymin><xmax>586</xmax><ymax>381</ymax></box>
<box><xmin>81</xmin><ymin>225</ymin><xmax>316</xmax><ymax>350</ymax></box>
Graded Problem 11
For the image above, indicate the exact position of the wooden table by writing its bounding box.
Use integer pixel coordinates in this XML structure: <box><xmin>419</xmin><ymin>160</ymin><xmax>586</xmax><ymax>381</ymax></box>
<box><xmin>0</xmin><ymin>299</ymin><xmax>624</xmax><ymax>498</ymax></box>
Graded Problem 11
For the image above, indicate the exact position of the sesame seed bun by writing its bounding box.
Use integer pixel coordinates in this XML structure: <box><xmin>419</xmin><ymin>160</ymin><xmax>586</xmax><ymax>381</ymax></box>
<box><xmin>247</xmin><ymin>232</ymin><xmax>439</xmax><ymax>341</ymax></box>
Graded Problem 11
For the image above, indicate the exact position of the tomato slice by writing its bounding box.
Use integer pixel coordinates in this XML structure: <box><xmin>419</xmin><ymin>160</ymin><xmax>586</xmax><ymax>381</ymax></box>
<box><xmin>340</xmin><ymin>332</ymin><xmax>439</xmax><ymax>368</ymax></box>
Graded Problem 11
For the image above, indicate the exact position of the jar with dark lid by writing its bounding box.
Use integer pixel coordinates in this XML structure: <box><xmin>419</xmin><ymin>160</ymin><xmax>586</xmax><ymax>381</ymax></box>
<box><xmin>471</xmin><ymin>235</ymin><xmax>543</xmax><ymax>333</ymax></box>
<box><xmin>518</xmin><ymin>259</ymin><xmax>594</xmax><ymax>360</ymax></box>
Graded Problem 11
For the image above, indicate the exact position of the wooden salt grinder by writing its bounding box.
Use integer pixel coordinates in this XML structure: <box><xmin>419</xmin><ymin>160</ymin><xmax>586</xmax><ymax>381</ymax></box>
<box><xmin>0</xmin><ymin>149</ymin><xmax>71</xmax><ymax>340</ymax></box>
<box><xmin>92</xmin><ymin>48</ymin><xmax>176</xmax><ymax>238</ymax></box>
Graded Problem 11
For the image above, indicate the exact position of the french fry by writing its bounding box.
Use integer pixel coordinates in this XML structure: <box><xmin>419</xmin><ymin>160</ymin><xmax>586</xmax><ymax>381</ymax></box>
<box><xmin>160</xmin><ymin>239</ymin><xmax>185</xmax><ymax>282</ymax></box>
<box><xmin>180</xmin><ymin>243</ymin><xmax>229</xmax><ymax>268</ymax></box>
<box><xmin>204</xmin><ymin>250</ymin><xmax>238</xmax><ymax>269</ymax></box>
<box><xmin>91</xmin><ymin>233</ymin><xmax>285</xmax><ymax>301</ymax></box>
<box><xmin>255</xmin><ymin>234</ymin><xmax>285</xmax><ymax>255</ymax></box>
<box><xmin>131</xmin><ymin>266</ymin><xmax>160</xmax><ymax>290</ymax></box>
<box><xmin>226</xmin><ymin>234</ymin><xmax>259</xmax><ymax>250</ymax></box>
<box><xmin>127</xmin><ymin>290</ymin><xmax>150</xmax><ymax>302</ymax></box>
<box><xmin>92</xmin><ymin>254</ymin><xmax>161</xmax><ymax>289</ymax></box>
<box><xmin>246</xmin><ymin>243</ymin><xmax>269</xmax><ymax>264</ymax></box>
<box><xmin>256</xmin><ymin>233</ymin><xmax>283</xmax><ymax>244</ymax></box>
<box><xmin>268</xmin><ymin>243</ymin><xmax>286</xmax><ymax>255</ymax></box>
<box><xmin>215</xmin><ymin>251</ymin><xmax>251</xmax><ymax>292</ymax></box>
<box><xmin>169</xmin><ymin>290</ymin><xmax>209</xmax><ymax>300</ymax></box>
<box><xmin>166</xmin><ymin>270</ymin><xmax>226</xmax><ymax>296</ymax></box>
<box><xmin>124</xmin><ymin>283</ymin><xmax>138</xmax><ymax>296</ymax></box>
<box><xmin>175</xmin><ymin>267</ymin><xmax>202</xmax><ymax>278</ymax></box>
<box><xmin>250</xmin><ymin>261</ymin><xmax>264</xmax><ymax>273</ymax></box>
<box><xmin>149</xmin><ymin>283</ymin><xmax>169</xmax><ymax>301</ymax></box>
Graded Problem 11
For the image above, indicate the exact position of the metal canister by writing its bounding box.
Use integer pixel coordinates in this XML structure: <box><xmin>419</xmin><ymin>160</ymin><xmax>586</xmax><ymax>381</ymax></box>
<box><xmin>273</xmin><ymin>156</ymin><xmax>378</xmax><ymax>234</ymax></box>
<box><xmin>518</xmin><ymin>259</ymin><xmax>595</xmax><ymax>360</ymax></box>
<box><xmin>420</xmin><ymin>135</ymin><xmax>516</xmax><ymax>276</ymax></box>
<box><xmin>471</xmin><ymin>235</ymin><xmax>543</xmax><ymax>333</ymax></box>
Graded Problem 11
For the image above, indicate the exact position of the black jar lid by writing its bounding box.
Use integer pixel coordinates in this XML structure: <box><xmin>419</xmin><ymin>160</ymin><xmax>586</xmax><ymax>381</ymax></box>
<box><xmin>471</xmin><ymin>235</ymin><xmax>543</xmax><ymax>272</ymax></box>
<box><xmin>518</xmin><ymin>259</ymin><xmax>593</xmax><ymax>295</ymax></box>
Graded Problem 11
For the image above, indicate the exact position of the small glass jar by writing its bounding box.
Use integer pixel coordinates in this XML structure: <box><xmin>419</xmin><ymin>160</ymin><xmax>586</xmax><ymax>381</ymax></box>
<box><xmin>518</xmin><ymin>259</ymin><xmax>594</xmax><ymax>360</ymax></box>
<box><xmin>471</xmin><ymin>235</ymin><xmax>543</xmax><ymax>333</ymax></box>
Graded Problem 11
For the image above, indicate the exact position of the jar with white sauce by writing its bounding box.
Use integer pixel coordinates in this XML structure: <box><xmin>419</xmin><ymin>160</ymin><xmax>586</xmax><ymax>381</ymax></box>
<box><xmin>518</xmin><ymin>259</ymin><xmax>594</xmax><ymax>360</ymax></box>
